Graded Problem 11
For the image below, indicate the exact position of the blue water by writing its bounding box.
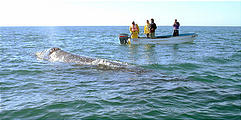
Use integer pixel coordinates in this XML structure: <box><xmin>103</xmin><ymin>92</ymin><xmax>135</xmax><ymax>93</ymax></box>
<box><xmin>0</xmin><ymin>26</ymin><xmax>240</xmax><ymax>119</ymax></box>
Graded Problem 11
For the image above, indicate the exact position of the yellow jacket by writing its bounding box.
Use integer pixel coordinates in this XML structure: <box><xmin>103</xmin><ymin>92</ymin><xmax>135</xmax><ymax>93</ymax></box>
<box><xmin>129</xmin><ymin>24</ymin><xmax>139</xmax><ymax>39</ymax></box>
<box><xmin>144</xmin><ymin>23</ymin><xmax>150</xmax><ymax>34</ymax></box>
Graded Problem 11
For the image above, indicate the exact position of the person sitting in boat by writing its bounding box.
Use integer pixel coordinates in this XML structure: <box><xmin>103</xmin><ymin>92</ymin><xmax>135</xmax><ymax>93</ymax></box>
<box><xmin>173</xmin><ymin>19</ymin><xmax>180</xmax><ymax>36</ymax></box>
<box><xmin>144</xmin><ymin>20</ymin><xmax>150</xmax><ymax>38</ymax></box>
<box><xmin>150</xmin><ymin>18</ymin><xmax>157</xmax><ymax>39</ymax></box>
<box><xmin>129</xmin><ymin>21</ymin><xmax>140</xmax><ymax>39</ymax></box>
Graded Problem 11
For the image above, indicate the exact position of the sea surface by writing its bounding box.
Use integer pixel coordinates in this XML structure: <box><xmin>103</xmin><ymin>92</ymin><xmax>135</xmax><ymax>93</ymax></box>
<box><xmin>0</xmin><ymin>26</ymin><xmax>240</xmax><ymax>120</ymax></box>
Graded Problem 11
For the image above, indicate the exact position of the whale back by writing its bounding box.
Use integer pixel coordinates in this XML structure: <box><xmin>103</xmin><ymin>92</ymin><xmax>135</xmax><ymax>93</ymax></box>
<box><xmin>48</xmin><ymin>49</ymin><xmax>96</xmax><ymax>65</ymax></box>
<box><xmin>36</xmin><ymin>48</ymin><xmax>129</xmax><ymax>68</ymax></box>
<box><xmin>36</xmin><ymin>48</ymin><xmax>147</xmax><ymax>73</ymax></box>
<box><xmin>49</xmin><ymin>49</ymin><xmax>129</xmax><ymax>69</ymax></box>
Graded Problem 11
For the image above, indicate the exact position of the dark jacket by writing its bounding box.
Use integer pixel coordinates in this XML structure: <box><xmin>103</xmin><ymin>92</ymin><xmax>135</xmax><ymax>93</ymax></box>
<box><xmin>150</xmin><ymin>23</ymin><xmax>157</xmax><ymax>33</ymax></box>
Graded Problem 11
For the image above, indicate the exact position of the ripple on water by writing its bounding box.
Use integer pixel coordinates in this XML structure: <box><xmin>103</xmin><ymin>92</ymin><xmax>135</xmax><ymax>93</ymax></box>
<box><xmin>1</xmin><ymin>26</ymin><xmax>240</xmax><ymax>120</ymax></box>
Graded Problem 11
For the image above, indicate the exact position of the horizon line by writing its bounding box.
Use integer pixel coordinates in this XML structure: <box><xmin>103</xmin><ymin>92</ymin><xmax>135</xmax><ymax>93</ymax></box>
<box><xmin>1</xmin><ymin>25</ymin><xmax>241</xmax><ymax>27</ymax></box>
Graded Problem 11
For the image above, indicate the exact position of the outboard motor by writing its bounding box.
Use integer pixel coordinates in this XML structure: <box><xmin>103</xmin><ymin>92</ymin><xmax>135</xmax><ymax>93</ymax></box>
<box><xmin>119</xmin><ymin>34</ymin><xmax>129</xmax><ymax>44</ymax></box>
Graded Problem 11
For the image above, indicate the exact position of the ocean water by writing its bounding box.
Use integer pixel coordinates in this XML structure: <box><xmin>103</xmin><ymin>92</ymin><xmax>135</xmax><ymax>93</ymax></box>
<box><xmin>0</xmin><ymin>26</ymin><xmax>240</xmax><ymax>120</ymax></box>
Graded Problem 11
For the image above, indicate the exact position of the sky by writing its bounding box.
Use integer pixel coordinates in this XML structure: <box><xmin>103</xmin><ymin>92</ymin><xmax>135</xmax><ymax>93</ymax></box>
<box><xmin>0</xmin><ymin>0</ymin><xmax>240</xmax><ymax>26</ymax></box>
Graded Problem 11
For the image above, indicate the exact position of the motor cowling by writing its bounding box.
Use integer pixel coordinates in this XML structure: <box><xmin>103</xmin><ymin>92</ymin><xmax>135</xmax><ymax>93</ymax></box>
<box><xmin>119</xmin><ymin>34</ymin><xmax>129</xmax><ymax>44</ymax></box>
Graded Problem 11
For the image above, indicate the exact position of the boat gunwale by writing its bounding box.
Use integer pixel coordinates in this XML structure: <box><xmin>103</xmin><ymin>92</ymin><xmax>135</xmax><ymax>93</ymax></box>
<box><xmin>130</xmin><ymin>33</ymin><xmax>198</xmax><ymax>40</ymax></box>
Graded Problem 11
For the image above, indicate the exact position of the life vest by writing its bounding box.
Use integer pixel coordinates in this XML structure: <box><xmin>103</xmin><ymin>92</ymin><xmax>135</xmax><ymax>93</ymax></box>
<box><xmin>132</xmin><ymin>24</ymin><xmax>138</xmax><ymax>32</ymax></box>
<box><xmin>144</xmin><ymin>24</ymin><xmax>150</xmax><ymax>34</ymax></box>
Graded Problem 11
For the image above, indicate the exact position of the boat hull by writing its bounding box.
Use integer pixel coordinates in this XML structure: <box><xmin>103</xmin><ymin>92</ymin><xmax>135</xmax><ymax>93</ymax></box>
<box><xmin>127</xmin><ymin>33</ymin><xmax>198</xmax><ymax>45</ymax></box>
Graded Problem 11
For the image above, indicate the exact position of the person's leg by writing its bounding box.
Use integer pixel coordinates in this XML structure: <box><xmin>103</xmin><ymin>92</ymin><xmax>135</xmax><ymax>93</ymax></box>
<box><xmin>173</xmin><ymin>30</ymin><xmax>176</xmax><ymax>36</ymax></box>
<box><xmin>147</xmin><ymin>33</ymin><xmax>149</xmax><ymax>38</ymax></box>
<box><xmin>151</xmin><ymin>32</ymin><xmax>155</xmax><ymax>38</ymax></box>
<box><xmin>150</xmin><ymin>33</ymin><xmax>153</xmax><ymax>38</ymax></box>
<box><xmin>173</xmin><ymin>30</ymin><xmax>177</xmax><ymax>36</ymax></box>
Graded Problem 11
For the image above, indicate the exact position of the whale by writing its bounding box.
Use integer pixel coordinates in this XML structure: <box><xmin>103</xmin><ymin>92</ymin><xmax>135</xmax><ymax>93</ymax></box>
<box><xmin>35</xmin><ymin>47</ymin><xmax>143</xmax><ymax>72</ymax></box>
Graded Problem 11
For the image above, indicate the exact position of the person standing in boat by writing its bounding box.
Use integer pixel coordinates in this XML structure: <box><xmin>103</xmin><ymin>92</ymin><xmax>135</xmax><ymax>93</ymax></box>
<box><xmin>150</xmin><ymin>18</ymin><xmax>157</xmax><ymax>39</ymax></box>
<box><xmin>173</xmin><ymin>19</ymin><xmax>180</xmax><ymax>36</ymax></box>
<box><xmin>144</xmin><ymin>20</ymin><xmax>150</xmax><ymax>38</ymax></box>
<box><xmin>129</xmin><ymin>21</ymin><xmax>140</xmax><ymax>39</ymax></box>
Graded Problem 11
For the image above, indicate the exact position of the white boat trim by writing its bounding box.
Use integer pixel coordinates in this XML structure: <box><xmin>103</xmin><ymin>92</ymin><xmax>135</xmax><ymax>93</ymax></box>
<box><xmin>127</xmin><ymin>33</ymin><xmax>198</xmax><ymax>45</ymax></box>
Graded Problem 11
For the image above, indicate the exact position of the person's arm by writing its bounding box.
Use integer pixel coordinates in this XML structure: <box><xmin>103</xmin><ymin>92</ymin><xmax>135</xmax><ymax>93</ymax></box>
<box><xmin>144</xmin><ymin>25</ymin><xmax>147</xmax><ymax>34</ymax></box>
<box><xmin>129</xmin><ymin>26</ymin><xmax>132</xmax><ymax>33</ymax></box>
<box><xmin>150</xmin><ymin>24</ymin><xmax>153</xmax><ymax>31</ymax></box>
<box><xmin>137</xmin><ymin>24</ymin><xmax>140</xmax><ymax>33</ymax></box>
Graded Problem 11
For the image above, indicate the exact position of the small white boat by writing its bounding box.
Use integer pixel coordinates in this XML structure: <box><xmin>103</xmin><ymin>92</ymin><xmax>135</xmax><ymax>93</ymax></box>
<box><xmin>119</xmin><ymin>33</ymin><xmax>198</xmax><ymax>45</ymax></box>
